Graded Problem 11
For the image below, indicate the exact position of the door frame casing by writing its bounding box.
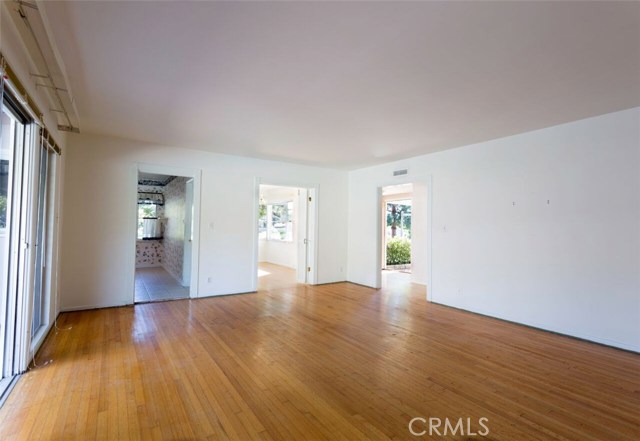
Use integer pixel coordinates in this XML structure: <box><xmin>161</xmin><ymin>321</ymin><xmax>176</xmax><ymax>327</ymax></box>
<box><xmin>128</xmin><ymin>163</ymin><xmax>202</xmax><ymax>302</ymax></box>
<box><xmin>182</xmin><ymin>178</ymin><xmax>194</xmax><ymax>287</ymax></box>
<box><xmin>252</xmin><ymin>178</ymin><xmax>319</xmax><ymax>291</ymax></box>
<box><xmin>375</xmin><ymin>174</ymin><xmax>433</xmax><ymax>301</ymax></box>
<box><xmin>380</xmin><ymin>191</ymin><xmax>413</xmax><ymax>271</ymax></box>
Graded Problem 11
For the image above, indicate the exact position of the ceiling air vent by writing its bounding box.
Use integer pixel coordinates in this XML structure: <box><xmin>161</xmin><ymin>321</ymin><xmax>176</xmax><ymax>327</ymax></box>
<box><xmin>393</xmin><ymin>169</ymin><xmax>408</xmax><ymax>177</ymax></box>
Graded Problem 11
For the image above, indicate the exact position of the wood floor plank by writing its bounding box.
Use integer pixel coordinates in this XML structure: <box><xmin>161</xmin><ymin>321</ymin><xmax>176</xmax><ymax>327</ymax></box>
<box><xmin>0</xmin><ymin>263</ymin><xmax>638</xmax><ymax>440</ymax></box>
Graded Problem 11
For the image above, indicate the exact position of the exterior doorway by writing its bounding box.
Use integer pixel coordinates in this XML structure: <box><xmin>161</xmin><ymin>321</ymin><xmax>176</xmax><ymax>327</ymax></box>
<box><xmin>376</xmin><ymin>180</ymin><xmax>429</xmax><ymax>294</ymax></box>
<box><xmin>381</xmin><ymin>184</ymin><xmax>413</xmax><ymax>287</ymax></box>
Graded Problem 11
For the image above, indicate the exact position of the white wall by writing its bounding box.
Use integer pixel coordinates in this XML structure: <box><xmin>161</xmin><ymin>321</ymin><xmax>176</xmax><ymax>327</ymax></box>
<box><xmin>260</xmin><ymin>240</ymin><xmax>297</xmax><ymax>269</ymax></box>
<box><xmin>60</xmin><ymin>133</ymin><xmax>348</xmax><ymax>310</ymax></box>
<box><xmin>259</xmin><ymin>186</ymin><xmax>298</xmax><ymax>269</ymax></box>
<box><xmin>411</xmin><ymin>182</ymin><xmax>428</xmax><ymax>285</ymax></box>
<box><xmin>348</xmin><ymin>107</ymin><xmax>640</xmax><ymax>352</ymax></box>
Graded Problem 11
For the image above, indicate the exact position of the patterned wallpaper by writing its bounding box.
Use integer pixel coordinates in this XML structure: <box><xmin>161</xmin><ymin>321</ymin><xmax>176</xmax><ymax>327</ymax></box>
<box><xmin>138</xmin><ymin>176</ymin><xmax>175</xmax><ymax>186</ymax></box>
<box><xmin>134</xmin><ymin>179</ymin><xmax>187</xmax><ymax>279</ymax></box>
<box><xmin>135</xmin><ymin>184</ymin><xmax>166</xmax><ymax>268</ymax></box>
<box><xmin>138</xmin><ymin>184</ymin><xmax>164</xmax><ymax>193</ymax></box>
<box><xmin>138</xmin><ymin>184</ymin><xmax>165</xmax><ymax>218</ymax></box>
<box><xmin>136</xmin><ymin>240</ymin><xmax>163</xmax><ymax>267</ymax></box>
<box><xmin>162</xmin><ymin>177</ymin><xmax>187</xmax><ymax>281</ymax></box>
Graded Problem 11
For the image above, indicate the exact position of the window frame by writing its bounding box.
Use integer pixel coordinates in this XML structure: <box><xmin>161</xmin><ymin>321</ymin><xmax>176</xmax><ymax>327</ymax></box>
<box><xmin>137</xmin><ymin>203</ymin><xmax>159</xmax><ymax>240</ymax></box>
<box><xmin>258</xmin><ymin>200</ymin><xmax>294</xmax><ymax>242</ymax></box>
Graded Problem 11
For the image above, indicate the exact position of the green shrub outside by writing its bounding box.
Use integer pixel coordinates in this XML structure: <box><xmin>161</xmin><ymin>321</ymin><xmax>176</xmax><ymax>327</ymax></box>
<box><xmin>386</xmin><ymin>238</ymin><xmax>411</xmax><ymax>265</ymax></box>
<box><xmin>0</xmin><ymin>195</ymin><xmax>6</xmax><ymax>228</ymax></box>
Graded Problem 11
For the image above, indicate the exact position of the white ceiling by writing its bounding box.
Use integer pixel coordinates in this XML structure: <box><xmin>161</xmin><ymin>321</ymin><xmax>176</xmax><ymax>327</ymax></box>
<box><xmin>383</xmin><ymin>183</ymin><xmax>413</xmax><ymax>197</ymax></box>
<box><xmin>41</xmin><ymin>1</ymin><xmax>640</xmax><ymax>169</ymax></box>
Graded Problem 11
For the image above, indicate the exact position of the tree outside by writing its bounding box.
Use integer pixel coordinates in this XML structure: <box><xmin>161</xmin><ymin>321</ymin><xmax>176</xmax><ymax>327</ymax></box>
<box><xmin>386</xmin><ymin>200</ymin><xmax>411</xmax><ymax>239</ymax></box>
<box><xmin>386</xmin><ymin>200</ymin><xmax>411</xmax><ymax>266</ymax></box>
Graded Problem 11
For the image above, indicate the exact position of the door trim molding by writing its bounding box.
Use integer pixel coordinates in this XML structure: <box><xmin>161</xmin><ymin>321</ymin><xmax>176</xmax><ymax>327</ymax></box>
<box><xmin>252</xmin><ymin>178</ymin><xmax>319</xmax><ymax>291</ymax></box>
<box><xmin>375</xmin><ymin>175</ymin><xmax>433</xmax><ymax>301</ymax></box>
<box><xmin>129</xmin><ymin>163</ymin><xmax>202</xmax><ymax>302</ymax></box>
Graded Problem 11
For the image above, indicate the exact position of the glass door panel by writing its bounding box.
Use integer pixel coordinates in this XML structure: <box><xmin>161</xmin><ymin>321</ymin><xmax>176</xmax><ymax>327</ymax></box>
<box><xmin>0</xmin><ymin>103</ymin><xmax>25</xmax><ymax>390</ymax></box>
<box><xmin>31</xmin><ymin>145</ymin><xmax>49</xmax><ymax>338</ymax></box>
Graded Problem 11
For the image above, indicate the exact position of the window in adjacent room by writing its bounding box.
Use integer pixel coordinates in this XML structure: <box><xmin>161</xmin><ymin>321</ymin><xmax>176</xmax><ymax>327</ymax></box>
<box><xmin>257</xmin><ymin>201</ymin><xmax>294</xmax><ymax>242</ymax></box>
<box><xmin>137</xmin><ymin>203</ymin><xmax>158</xmax><ymax>239</ymax></box>
<box><xmin>270</xmin><ymin>201</ymin><xmax>293</xmax><ymax>241</ymax></box>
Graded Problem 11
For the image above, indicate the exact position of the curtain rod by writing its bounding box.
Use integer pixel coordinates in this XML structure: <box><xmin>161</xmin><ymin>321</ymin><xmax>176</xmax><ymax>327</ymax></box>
<box><xmin>15</xmin><ymin>1</ymin><xmax>78</xmax><ymax>133</ymax></box>
<box><xmin>1</xmin><ymin>52</ymin><xmax>62</xmax><ymax>155</ymax></box>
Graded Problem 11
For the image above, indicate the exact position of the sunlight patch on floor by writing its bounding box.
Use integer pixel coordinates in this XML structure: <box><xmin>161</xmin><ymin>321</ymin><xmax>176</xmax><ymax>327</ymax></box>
<box><xmin>258</xmin><ymin>269</ymin><xmax>271</xmax><ymax>278</ymax></box>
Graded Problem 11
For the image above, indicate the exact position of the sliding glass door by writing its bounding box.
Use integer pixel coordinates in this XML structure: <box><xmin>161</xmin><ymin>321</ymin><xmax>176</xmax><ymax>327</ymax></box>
<box><xmin>0</xmin><ymin>99</ymin><xmax>29</xmax><ymax>396</ymax></box>
<box><xmin>31</xmin><ymin>143</ymin><xmax>50</xmax><ymax>338</ymax></box>
<box><xmin>0</xmin><ymin>106</ymin><xmax>15</xmax><ymax>387</ymax></box>
<box><xmin>0</xmin><ymin>63</ymin><xmax>61</xmax><ymax>404</ymax></box>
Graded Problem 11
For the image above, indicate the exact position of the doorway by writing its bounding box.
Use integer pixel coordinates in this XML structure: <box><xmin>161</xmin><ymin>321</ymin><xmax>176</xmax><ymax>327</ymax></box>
<box><xmin>381</xmin><ymin>184</ymin><xmax>413</xmax><ymax>288</ymax></box>
<box><xmin>133</xmin><ymin>167</ymin><xmax>199</xmax><ymax>303</ymax></box>
<box><xmin>255</xmin><ymin>183</ymin><xmax>317</xmax><ymax>291</ymax></box>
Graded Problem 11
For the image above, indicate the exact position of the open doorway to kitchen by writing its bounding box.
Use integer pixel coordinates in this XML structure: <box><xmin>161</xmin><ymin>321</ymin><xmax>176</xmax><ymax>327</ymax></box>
<box><xmin>255</xmin><ymin>183</ymin><xmax>317</xmax><ymax>291</ymax></box>
<box><xmin>134</xmin><ymin>171</ymin><xmax>193</xmax><ymax>303</ymax></box>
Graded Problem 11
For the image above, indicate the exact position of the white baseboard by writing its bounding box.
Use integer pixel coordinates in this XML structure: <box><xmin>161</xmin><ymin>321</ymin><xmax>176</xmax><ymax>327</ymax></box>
<box><xmin>60</xmin><ymin>302</ymin><xmax>131</xmax><ymax>312</ymax></box>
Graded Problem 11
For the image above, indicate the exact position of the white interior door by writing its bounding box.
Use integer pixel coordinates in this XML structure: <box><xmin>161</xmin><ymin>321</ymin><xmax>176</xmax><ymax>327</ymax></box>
<box><xmin>182</xmin><ymin>179</ymin><xmax>193</xmax><ymax>288</ymax></box>
<box><xmin>296</xmin><ymin>189</ymin><xmax>308</xmax><ymax>283</ymax></box>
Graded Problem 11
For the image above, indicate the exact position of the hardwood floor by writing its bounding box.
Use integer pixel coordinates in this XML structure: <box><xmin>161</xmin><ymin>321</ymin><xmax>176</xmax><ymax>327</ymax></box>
<box><xmin>0</xmin><ymin>266</ymin><xmax>638</xmax><ymax>440</ymax></box>
<box><xmin>257</xmin><ymin>262</ymin><xmax>297</xmax><ymax>291</ymax></box>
